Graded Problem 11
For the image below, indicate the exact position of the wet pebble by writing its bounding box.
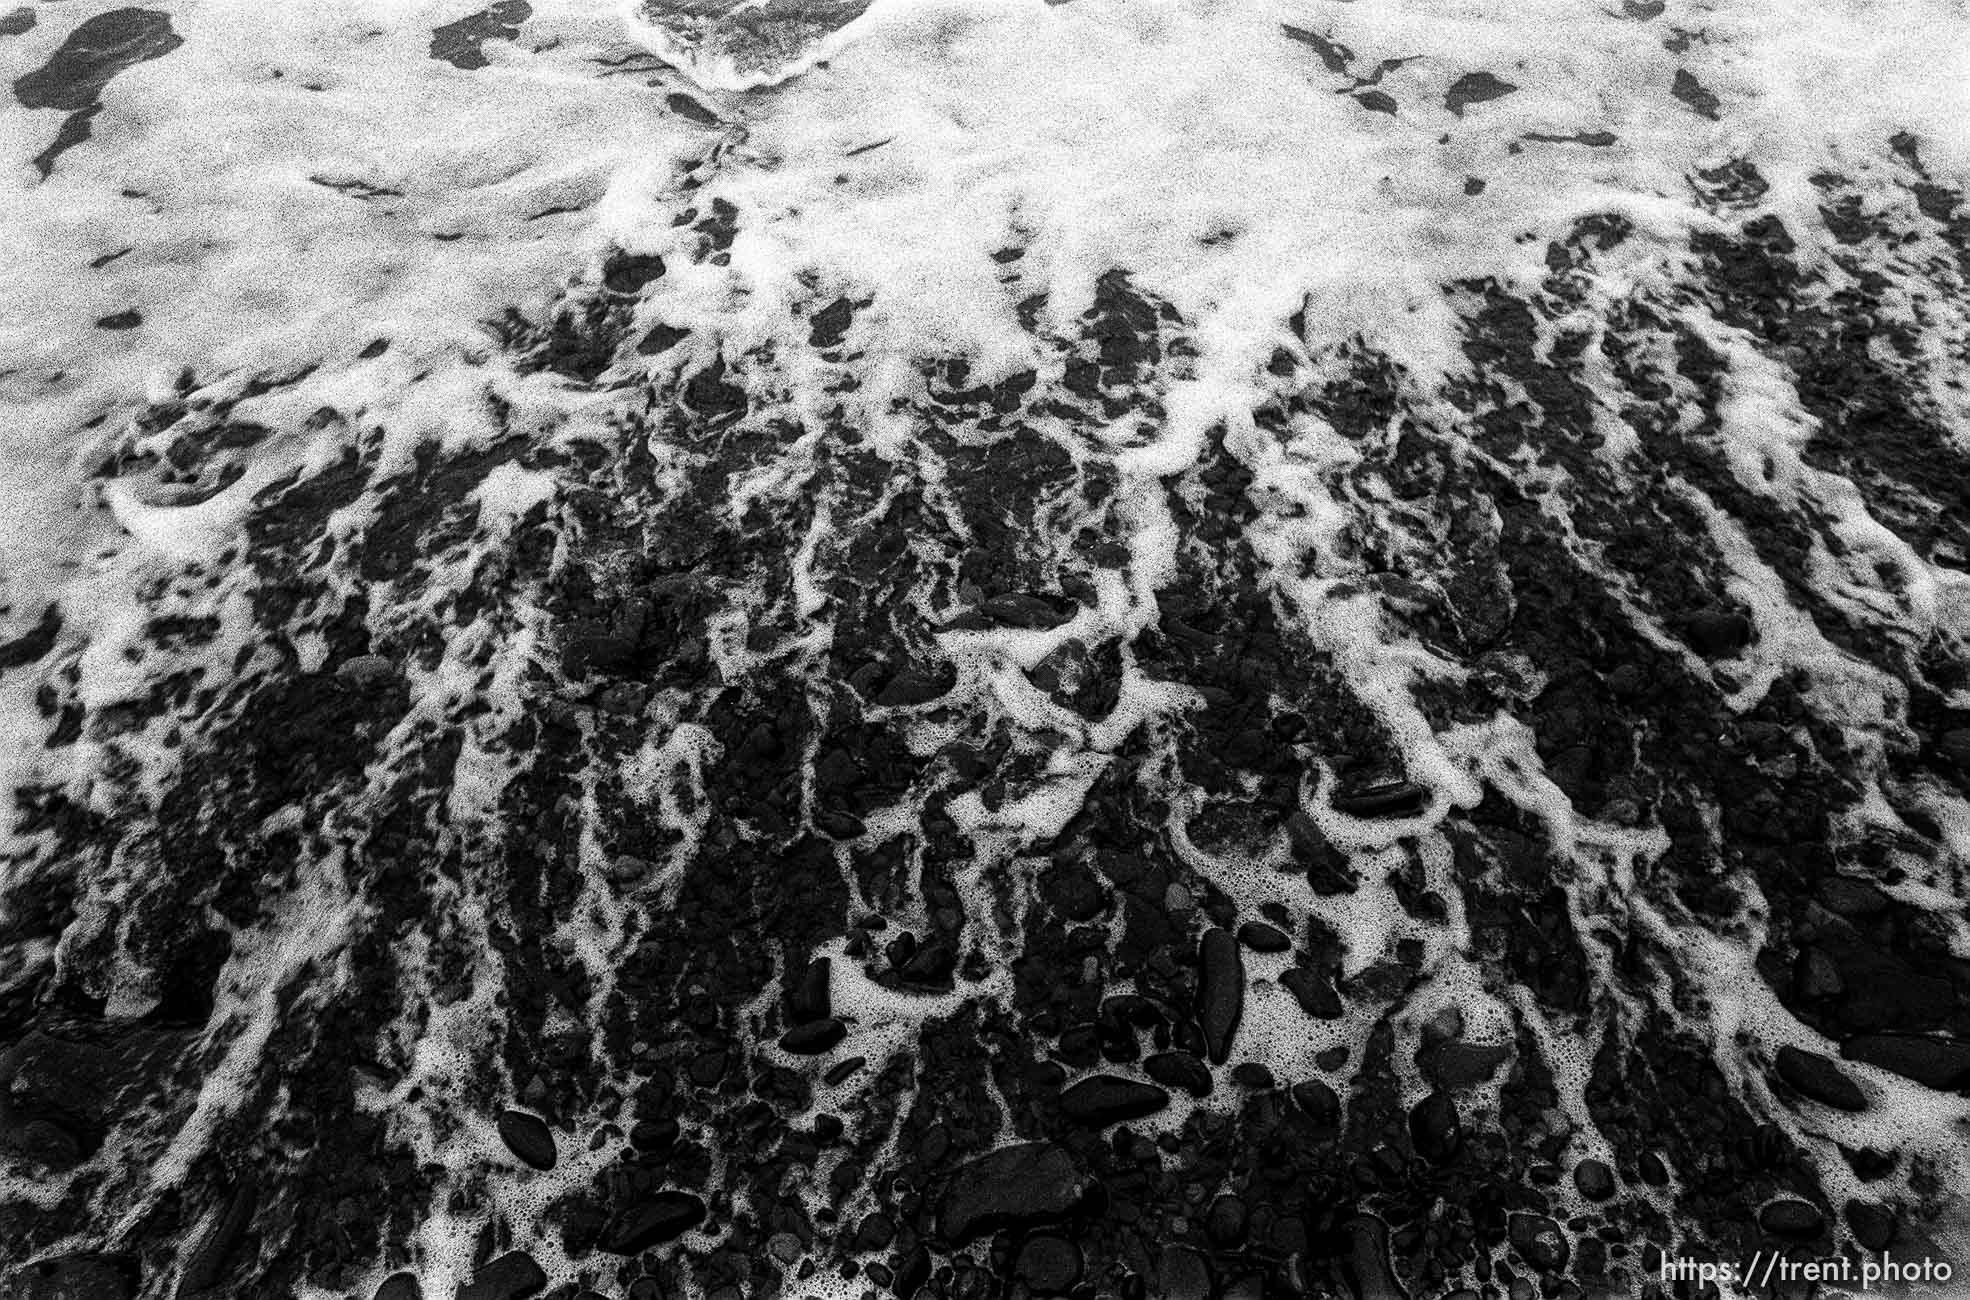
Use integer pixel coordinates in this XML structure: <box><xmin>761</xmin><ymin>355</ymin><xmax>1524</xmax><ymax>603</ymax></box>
<box><xmin>778</xmin><ymin>1017</ymin><xmax>847</xmax><ymax>1055</ymax></box>
<box><xmin>1196</xmin><ymin>927</ymin><xmax>1244</xmax><ymax>1064</ymax></box>
<box><xmin>598</xmin><ymin>1192</ymin><xmax>707</xmax><ymax>1254</ymax></box>
<box><xmin>1143</xmin><ymin>1050</ymin><xmax>1213</xmax><ymax>1098</ymax></box>
<box><xmin>1013</xmin><ymin>1235</ymin><xmax>1083</xmax><ymax>1294</ymax></box>
<box><xmin>1841</xmin><ymin>1033</ymin><xmax>1970</xmax><ymax>1090</ymax></box>
<box><xmin>1059</xmin><ymin>1074</ymin><xmax>1170</xmax><ymax>1127</ymax></box>
<box><xmin>1235</xmin><ymin>921</ymin><xmax>1289</xmax><ymax>952</ymax></box>
<box><xmin>455</xmin><ymin>1251</ymin><xmax>545</xmax><ymax>1300</ymax></box>
<box><xmin>1774</xmin><ymin>1045</ymin><xmax>1868</xmax><ymax>1111</ymax></box>
<box><xmin>375</xmin><ymin>1274</ymin><xmax>422</xmax><ymax>1300</ymax></box>
<box><xmin>1508</xmin><ymin>1213</ymin><xmax>1570</xmax><ymax>1272</ymax></box>
<box><xmin>1758</xmin><ymin>1199</ymin><xmax>1825</xmax><ymax>1239</ymax></box>
<box><xmin>1572</xmin><ymin>1157</ymin><xmax>1615</xmax><ymax>1202</ymax></box>
<box><xmin>496</xmin><ymin>1109</ymin><xmax>556</xmax><ymax>1171</ymax></box>
<box><xmin>1407</xmin><ymin>1090</ymin><xmax>1460</xmax><ymax>1164</ymax></box>
<box><xmin>937</xmin><ymin>1142</ymin><xmax>1086</xmax><ymax>1244</ymax></box>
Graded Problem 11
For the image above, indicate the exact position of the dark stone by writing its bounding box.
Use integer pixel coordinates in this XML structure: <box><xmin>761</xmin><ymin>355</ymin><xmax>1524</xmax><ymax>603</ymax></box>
<box><xmin>1572</xmin><ymin>1157</ymin><xmax>1615</xmax><ymax>1202</ymax></box>
<box><xmin>95</xmin><ymin>309</ymin><xmax>142</xmax><ymax>330</ymax></box>
<box><xmin>1196</xmin><ymin>927</ymin><xmax>1244</xmax><ymax>1064</ymax></box>
<box><xmin>1841</xmin><ymin>1034</ymin><xmax>1970</xmax><ymax>1091</ymax></box>
<box><xmin>1330</xmin><ymin>781</ymin><xmax>1426</xmax><ymax>819</ymax></box>
<box><xmin>1638</xmin><ymin>1151</ymin><xmax>1670</xmax><ymax>1185</ymax></box>
<box><xmin>1845</xmin><ymin>1199</ymin><xmax>1896</xmax><ymax>1251</ymax></box>
<box><xmin>597</xmin><ymin>1192</ymin><xmax>707</xmax><ymax>1254</ymax></box>
<box><xmin>1508</xmin><ymin>1213</ymin><xmax>1570</xmax><ymax>1273</ymax></box>
<box><xmin>937</xmin><ymin>1142</ymin><xmax>1086</xmax><ymax>1244</ymax></box>
<box><xmin>1013</xmin><ymin>1235</ymin><xmax>1083</xmax><ymax>1295</ymax></box>
<box><xmin>1289</xmin><ymin>1078</ymin><xmax>1340</xmax><ymax>1125</ymax></box>
<box><xmin>1684</xmin><ymin>606</ymin><xmax>1751</xmax><ymax>655</ymax></box>
<box><xmin>665</xmin><ymin>91</ymin><xmax>719</xmax><ymax>125</ymax></box>
<box><xmin>375</xmin><ymin>1275</ymin><xmax>422</xmax><ymax>1300</ymax></box>
<box><xmin>778</xmin><ymin>1017</ymin><xmax>846</xmax><ymax>1055</ymax></box>
<box><xmin>1235</xmin><ymin>921</ymin><xmax>1289</xmax><ymax>952</ymax></box>
<box><xmin>787</xmin><ymin>956</ymin><xmax>832</xmax><ymax>1023</ymax></box>
<box><xmin>1407</xmin><ymin>1090</ymin><xmax>1460</xmax><ymax>1164</ymax></box>
<box><xmin>637</xmin><ymin>323</ymin><xmax>690</xmax><ymax>355</ymax></box>
<box><xmin>1229</xmin><ymin>1061</ymin><xmax>1274</xmax><ymax>1089</ymax></box>
<box><xmin>429</xmin><ymin>1</ymin><xmax>530</xmax><ymax>71</ymax></box>
<box><xmin>455</xmin><ymin>1251</ymin><xmax>546</xmax><ymax>1300</ymax></box>
<box><xmin>1444</xmin><ymin>71</ymin><xmax>1518</xmax><ymax>116</ymax></box>
<box><xmin>1774</xmin><ymin>1045</ymin><xmax>1868</xmax><ymax>1112</ymax></box>
<box><xmin>1059</xmin><ymin>1074</ymin><xmax>1169</xmax><ymax>1127</ymax></box>
<box><xmin>497</xmin><ymin>1109</ymin><xmax>557</xmax><ymax>1171</ymax></box>
<box><xmin>602</xmin><ymin>251</ymin><xmax>665</xmax><ymax>294</ymax></box>
<box><xmin>1280</xmin><ymin>966</ymin><xmax>1343</xmax><ymax>1019</ymax></box>
<box><xmin>13</xmin><ymin>9</ymin><xmax>183</xmax><ymax>112</ymax></box>
<box><xmin>1154</xmin><ymin>1244</ymin><xmax>1213</xmax><ymax>1300</ymax></box>
<box><xmin>0</xmin><ymin>8</ymin><xmax>33</xmax><ymax>38</ymax></box>
<box><xmin>1143</xmin><ymin>1050</ymin><xmax>1213</xmax><ymax>1098</ymax></box>
<box><xmin>1205</xmin><ymin>1194</ymin><xmax>1249</xmax><ymax>1247</ymax></box>
<box><xmin>1758</xmin><ymin>1199</ymin><xmax>1825</xmax><ymax>1239</ymax></box>
<box><xmin>9</xmin><ymin>1255</ymin><xmax>135</xmax><ymax>1300</ymax></box>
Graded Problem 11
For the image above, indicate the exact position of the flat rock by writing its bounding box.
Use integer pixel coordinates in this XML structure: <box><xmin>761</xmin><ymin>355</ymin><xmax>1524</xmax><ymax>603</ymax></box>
<box><xmin>597</xmin><ymin>1192</ymin><xmax>707</xmax><ymax>1254</ymax></box>
<box><xmin>1841</xmin><ymin>1034</ymin><xmax>1970</xmax><ymax>1091</ymax></box>
<box><xmin>1143</xmin><ymin>1050</ymin><xmax>1213</xmax><ymax>1098</ymax></box>
<box><xmin>1572</xmin><ymin>1157</ymin><xmax>1616</xmax><ymax>1201</ymax></box>
<box><xmin>1407</xmin><ymin>1090</ymin><xmax>1460</xmax><ymax>1164</ymax></box>
<box><xmin>778</xmin><ymin>1017</ymin><xmax>846</xmax><ymax>1054</ymax></box>
<box><xmin>1059</xmin><ymin>1074</ymin><xmax>1170</xmax><ymax>1127</ymax></box>
<box><xmin>1508</xmin><ymin>1212</ymin><xmax>1570</xmax><ymax>1273</ymax></box>
<box><xmin>938</xmin><ymin>1141</ymin><xmax>1086</xmax><ymax>1244</ymax></box>
<box><xmin>1759</xmin><ymin>1199</ymin><xmax>1826</xmax><ymax>1238</ymax></box>
<box><xmin>496</xmin><ymin>1109</ymin><xmax>557</xmax><ymax>1171</ymax></box>
<box><xmin>375</xmin><ymin>1275</ymin><xmax>423</xmax><ymax>1300</ymax></box>
<box><xmin>1013</xmin><ymin>1235</ymin><xmax>1083</xmax><ymax>1294</ymax></box>
<box><xmin>455</xmin><ymin>1251</ymin><xmax>545</xmax><ymax>1300</ymax></box>
<box><xmin>1196</xmin><ymin>927</ymin><xmax>1244</xmax><ymax>1064</ymax></box>
<box><xmin>1774</xmin><ymin>1045</ymin><xmax>1868</xmax><ymax>1111</ymax></box>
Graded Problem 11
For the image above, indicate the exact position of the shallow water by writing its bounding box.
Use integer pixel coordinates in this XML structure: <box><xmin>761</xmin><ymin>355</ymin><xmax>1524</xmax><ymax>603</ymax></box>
<box><xmin>4</xmin><ymin>1</ymin><xmax>1970</xmax><ymax>1298</ymax></box>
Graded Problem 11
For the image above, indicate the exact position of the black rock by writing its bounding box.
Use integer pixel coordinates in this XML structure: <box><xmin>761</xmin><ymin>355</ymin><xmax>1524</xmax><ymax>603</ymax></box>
<box><xmin>1290</xmin><ymin>1078</ymin><xmax>1341</xmax><ymax>1126</ymax></box>
<box><xmin>1229</xmin><ymin>1062</ymin><xmax>1275</xmax><ymax>1089</ymax></box>
<box><xmin>937</xmin><ymin>1142</ymin><xmax>1086</xmax><ymax>1244</ymax></box>
<box><xmin>602</xmin><ymin>251</ymin><xmax>665</xmax><ymax>294</ymax></box>
<box><xmin>455</xmin><ymin>1251</ymin><xmax>545</xmax><ymax>1300</ymax></box>
<box><xmin>1144</xmin><ymin>1050</ymin><xmax>1213</xmax><ymax>1098</ymax></box>
<box><xmin>1444</xmin><ymin>71</ymin><xmax>1518</xmax><ymax>116</ymax></box>
<box><xmin>496</xmin><ymin>1109</ymin><xmax>556</xmax><ymax>1171</ymax></box>
<box><xmin>1407</xmin><ymin>1090</ymin><xmax>1460</xmax><ymax>1164</ymax></box>
<box><xmin>375</xmin><ymin>1275</ymin><xmax>422</xmax><ymax>1300</ymax></box>
<box><xmin>778</xmin><ymin>1018</ymin><xmax>846</xmax><ymax>1055</ymax></box>
<box><xmin>1205</xmin><ymin>1194</ymin><xmax>1249</xmax><ymax>1247</ymax></box>
<box><xmin>1759</xmin><ymin>1199</ymin><xmax>1825</xmax><ymax>1239</ymax></box>
<box><xmin>1841</xmin><ymin>1034</ymin><xmax>1970</xmax><ymax>1090</ymax></box>
<box><xmin>664</xmin><ymin>91</ymin><xmax>719</xmax><ymax>125</ymax></box>
<box><xmin>1197</xmin><ymin>928</ymin><xmax>1244</xmax><ymax>1064</ymax></box>
<box><xmin>1060</xmin><ymin>1074</ymin><xmax>1169</xmax><ymax>1127</ymax></box>
<box><xmin>1280</xmin><ymin>967</ymin><xmax>1344</xmax><ymax>1019</ymax></box>
<box><xmin>1844</xmin><ymin>1199</ymin><xmax>1896</xmax><ymax>1251</ymax></box>
<box><xmin>787</xmin><ymin>956</ymin><xmax>832</xmax><ymax>1023</ymax></box>
<box><xmin>1155</xmin><ymin>1244</ymin><xmax>1213</xmax><ymax>1300</ymax></box>
<box><xmin>1572</xmin><ymin>1157</ymin><xmax>1616</xmax><ymax>1202</ymax></box>
<box><xmin>14</xmin><ymin>9</ymin><xmax>183</xmax><ymax>112</ymax></box>
<box><xmin>1235</xmin><ymin>921</ymin><xmax>1290</xmax><ymax>953</ymax></box>
<box><xmin>1774</xmin><ymin>1045</ymin><xmax>1868</xmax><ymax>1111</ymax></box>
<box><xmin>10</xmin><ymin>1255</ymin><xmax>134</xmax><ymax>1300</ymax></box>
<box><xmin>1508</xmin><ymin>1213</ymin><xmax>1570</xmax><ymax>1273</ymax></box>
<box><xmin>1013</xmin><ymin>1235</ymin><xmax>1083</xmax><ymax>1295</ymax></box>
<box><xmin>597</xmin><ymin>1192</ymin><xmax>707</xmax><ymax>1254</ymax></box>
<box><xmin>1638</xmin><ymin>1151</ymin><xmax>1670</xmax><ymax>1185</ymax></box>
<box><xmin>1330</xmin><ymin>781</ymin><xmax>1426</xmax><ymax>819</ymax></box>
<box><xmin>1685</xmin><ymin>607</ymin><xmax>1753</xmax><ymax>657</ymax></box>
